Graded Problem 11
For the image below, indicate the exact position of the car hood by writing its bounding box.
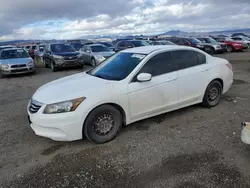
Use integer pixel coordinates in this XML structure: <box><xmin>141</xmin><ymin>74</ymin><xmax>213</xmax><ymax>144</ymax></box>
<box><xmin>0</xmin><ymin>57</ymin><xmax>32</xmax><ymax>65</ymax></box>
<box><xmin>93</xmin><ymin>51</ymin><xmax>115</xmax><ymax>57</ymax></box>
<box><xmin>54</xmin><ymin>52</ymin><xmax>80</xmax><ymax>56</ymax></box>
<box><xmin>33</xmin><ymin>72</ymin><xmax>111</xmax><ymax>104</ymax></box>
<box><xmin>202</xmin><ymin>43</ymin><xmax>220</xmax><ymax>46</ymax></box>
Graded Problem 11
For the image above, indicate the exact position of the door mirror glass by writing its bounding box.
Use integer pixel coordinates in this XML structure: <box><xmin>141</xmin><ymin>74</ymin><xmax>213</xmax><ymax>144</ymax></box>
<box><xmin>137</xmin><ymin>73</ymin><xmax>152</xmax><ymax>82</ymax></box>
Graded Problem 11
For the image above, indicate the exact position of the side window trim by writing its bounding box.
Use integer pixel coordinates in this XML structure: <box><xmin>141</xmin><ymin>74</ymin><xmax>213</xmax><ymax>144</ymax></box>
<box><xmin>171</xmin><ymin>50</ymin><xmax>207</xmax><ymax>71</ymax></box>
<box><xmin>130</xmin><ymin>51</ymin><xmax>176</xmax><ymax>82</ymax></box>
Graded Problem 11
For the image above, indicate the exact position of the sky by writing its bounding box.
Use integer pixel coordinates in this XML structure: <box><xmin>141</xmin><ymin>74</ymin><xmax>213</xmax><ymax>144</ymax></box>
<box><xmin>0</xmin><ymin>0</ymin><xmax>249</xmax><ymax>41</ymax></box>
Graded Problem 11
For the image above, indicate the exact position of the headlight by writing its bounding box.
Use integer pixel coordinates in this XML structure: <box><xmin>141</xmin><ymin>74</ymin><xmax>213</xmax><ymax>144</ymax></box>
<box><xmin>43</xmin><ymin>97</ymin><xmax>86</xmax><ymax>114</ymax></box>
<box><xmin>53</xmin><ymin>55</ymin><xmax>64</xmax><ymax>64</ymax></box>
<box><xmin>27</xmin><ymin>61</ymin><xmax>34</xmax><ymax>67</ymax></box>
<box><xmin>0</xmin><ymin>64</ymin><xmax>9</xmax><ymax>70</ymax></box>
<box><xmin>53</xmin><ymin>55</ymin><xmax>64</xmax><ymax>59</ymax></box>
<box><xmin>95</xmin><ymin>55</ymin><xmax>105</xmax><ymax>62</ymax></box>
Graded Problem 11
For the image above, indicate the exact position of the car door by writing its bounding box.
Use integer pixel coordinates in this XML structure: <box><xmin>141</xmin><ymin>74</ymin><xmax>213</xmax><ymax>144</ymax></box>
<box><xmin>172</xmin><ymin>50</ymin><xmax>210</xmax><ymax>105</ymax></box>
<box><xmin>127</xmin><ymin>51</ymin><xmax>178</xmax><ymax>121</ymax></box>
<box><xmin>80</xmin><ymin>46</ymin><xmax>92</xmax><ymax>63</ymax></box>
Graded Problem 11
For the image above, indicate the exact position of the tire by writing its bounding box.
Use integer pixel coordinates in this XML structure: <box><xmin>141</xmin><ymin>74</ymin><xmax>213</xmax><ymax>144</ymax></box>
<box><xmin>202</xmin><ymin>80</ymin><xmax>222</xmax><ymax>107</ymax></box>
<box><xmin>227</xmin><ymin>45</ymin><xmax>233</xmax><ymax>52</ymax></box>
<box><xmin>84</xmin><ymin>105</ymin><xmax>122</xmax><ymax>144</ymax></box>
<box><xmin>91</xmin><ymin>58</ymin><xmax>96</xmax><ymax>67</ymax></box>
<box><xmin>51</xmin><ymin>61</ymin><xmax>58</xmax><ymax>72</ymax></box>
<box><xmin>44</xmin><ymin>59</ymin><xmax>49</xmax><ymax>68</ymax></box>
<box><xmin>205</xmin><ymin>46</ymin><xmax>215</xmax><ymax>54</ymax></box>
<box><xmin>0</xmin><ymin>71</ymin><xmax>6</xmax><ymax>78</ymax></box>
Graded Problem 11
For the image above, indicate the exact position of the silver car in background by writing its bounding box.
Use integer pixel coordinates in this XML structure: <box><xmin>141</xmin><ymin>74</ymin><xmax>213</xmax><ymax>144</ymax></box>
<box><xmin>79</xmin><ymin>44</ymin><xmax>115</xmax><ymax>66</ymax></box>
<box><xmin>0</xmin><ymin>48</ymin><xmax>36</xmax><ymax>77</ymax></box>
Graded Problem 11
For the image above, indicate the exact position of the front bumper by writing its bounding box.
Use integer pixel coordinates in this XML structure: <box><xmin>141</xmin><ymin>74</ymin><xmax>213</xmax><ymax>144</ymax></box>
<box><xmin>1</xmin><ymin>66</ymin><xmax>35</xmax><ymax>75</ymax></box>
<box><xmin>27</xmin><ymin>101</ymin><xmax>86</xmax><ymax>141</ymax></box>
<box><xmin>54</xmin><ymin>58</ymin><xmax>84</xmax><ymax>68</ymax></box>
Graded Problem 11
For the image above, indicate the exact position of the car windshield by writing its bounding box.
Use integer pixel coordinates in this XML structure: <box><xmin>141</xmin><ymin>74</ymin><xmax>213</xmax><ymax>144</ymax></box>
<box><xmin>131</xmin><ymin>40</ymin><xmax>150</xmax><ymax>47</ymax></box>
<box><xmin>71</xmin><ymin>43</ymin><xmax>84</xmax><ymax>51</ymax></box>
<box><xmin>161</xmin><ymin>41</ymin><xmax>174</xmax><ymax>45</ymax></box>
<box><xmin>1</xmin><ymin>49</ymin><xmax>30</xmax><ymax>59</ymax></box>
<box><xmin>51</xmin><ymin>44</ymin><xmax>75</xmax><ymax>53</ymax></box>
<box><xmin>88</xmin><ymin>52</ymin><xmax>146</xmax><ymax>81</ymax></box>
<box><xmin>31</xmin><ymin>46</ymin><xmax>36</xmax><ymax>50</ymax></box>
<box><xmin>242</xmin><ymin>36</ymin><xmax>250</xmax><ymax>41</ymax></box>
<box><xmin>203</xmin><ymin>38</ymin><xmax>218</xmax><ymax>44</ymax></box>
<box><xmin>100</xmin><ymin>43</ymin><xmax>113</xmax><ymax>47</ymax></box>
<box><xmin>189</xmin><ymin>38</ymin><xmax>202</xmax><ymax>44</ymax></box>
<box><xmin>90</xmin><ymin>45</ymin><xmax>111</xmax><ymax>52</ymax></box>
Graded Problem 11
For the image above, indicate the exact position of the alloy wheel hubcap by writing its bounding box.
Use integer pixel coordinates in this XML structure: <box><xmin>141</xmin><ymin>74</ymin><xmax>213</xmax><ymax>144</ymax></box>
<box><xmin>94</xmin><ymin>113</ymin><xmax>114</xmax><ymax>135</ymax></box>
<box><xmin>208</xmin><ymin>87</ymin><xmax>219</xmax><ymax>102</ymax></box>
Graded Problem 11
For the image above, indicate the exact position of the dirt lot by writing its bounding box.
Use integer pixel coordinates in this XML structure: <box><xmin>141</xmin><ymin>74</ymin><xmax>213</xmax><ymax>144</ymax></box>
<box><xmin>1</xmin><ymin>51</ymin><xmax>250</xmax><ymax>188</ymax></box>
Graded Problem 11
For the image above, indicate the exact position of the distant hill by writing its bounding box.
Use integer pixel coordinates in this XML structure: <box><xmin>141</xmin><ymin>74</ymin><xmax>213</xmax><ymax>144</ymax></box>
<box><xmin>1</xmin><ymin>28</ymin><xmax>250</xmax><ymax>44</ymax></box>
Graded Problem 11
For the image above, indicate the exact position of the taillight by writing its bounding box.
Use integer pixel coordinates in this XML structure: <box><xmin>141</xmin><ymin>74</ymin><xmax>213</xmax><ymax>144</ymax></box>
<box><xmin>226</xmin><ymin>63</ymin><xmax>232</xmax><ymax>71</ymax></box>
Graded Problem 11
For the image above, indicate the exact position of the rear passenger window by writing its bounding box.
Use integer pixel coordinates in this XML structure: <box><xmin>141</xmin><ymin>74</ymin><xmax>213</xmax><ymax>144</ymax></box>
<box><xmin>138</xmin><ymin>52</ymin><xmax>175</xmax><ymax>77</ymax></box>
<box><xmin>172</xmin><ymin>50</ymin><xmax>206</xmax><ymax>70</ymax></box>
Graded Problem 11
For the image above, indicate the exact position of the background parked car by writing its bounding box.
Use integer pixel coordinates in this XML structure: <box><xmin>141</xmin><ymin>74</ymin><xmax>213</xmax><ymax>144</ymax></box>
<box><xmin>197</xmin><ymin>37</ymin><xmax>226</xmax><ymax>54</ymax></box>
<box><xmin>0</xmin><ymin>45</ymin><xmax>16</xmax><ymax>52</ymax></box>
<box><xmin>114</xmin><ymin>40</ymin><xmax>149</xmax><ymax>52</ymax></box>
<box><xmin>151</xmin><ymin>40</ymin><xmax>175</xmax><ymax>45</ymax></box>
<box><xmin>0</xmin><ymin>48</ymin><xmax>35</xmax><ymax>77</ymax></box>
<box><xmin>79</xmin><ymin>44</ymin><xmax>115</xmax><ymax>66</ymax></box>
<box><xmin>222</xmin><ymin>39</ymin><xmax>246</xmax><ymax>52</ymax></box>
<box><xmin>169</xmin><ymin>37</ymin><xmax>205</xmax><ymax>50</ymax></box>
<box><xmin>43</xmin><ymin>43</ymin><xmax>84</xmax><ymax>72</ymax></box>
<box><xmin>96</xmin><ymin>42</ymin><xmax>115</xmax><ymax>51</ymax></box>
<box><xmin>230</xmin><ymin>36</ymin><xmax>250</xmax><ymax>47</ymax></box>
<box><xmin>69</xmin><ymin>42</ymin><xmax>85</xmax><ymax>51</ymax></box>
<box><xmin>28</xmin><ymin>45</ymin><xmax>37</xmax><ymax>59</ymax></box>
<box><xmin>34</xmin><ymin>44</ymin><xmax>46</xmax><ymax>67</ymax></box>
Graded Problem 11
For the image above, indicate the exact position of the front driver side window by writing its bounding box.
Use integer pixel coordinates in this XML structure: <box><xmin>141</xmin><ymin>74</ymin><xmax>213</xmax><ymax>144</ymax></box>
<box><xmin>138</xmin><ymin>52</ymin><xmax>176</xmax><ymax>77</ymax></box>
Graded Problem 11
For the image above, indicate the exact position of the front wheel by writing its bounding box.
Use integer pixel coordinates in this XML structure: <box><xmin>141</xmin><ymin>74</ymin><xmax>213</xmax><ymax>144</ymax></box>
<box><xmin>227</xmin><ymin>45</ymin><xmax>233</xmax><ymax>52</ymax></box>
<box><xmin>205</xmin><ymin>46</ymin><xmax>215</xmax><ymax>54</ymax></box>
<box><xmin>202</xmin><ymin>81</ymin><xmax>222</xmax><ymax>107</ymax></box>
<box><xmin>91</xmin><ymin>58</ymin><xmax>96</xmax><ymax>67</ymax></box>
<box><xmin>51</xmin><ymin>61</ymin><xmax>58</xmax><ymax>72</ymax></box>
<box><xmin>84</xmin><ymin>105</ymin><xmax>122</xmax><ymax>144</ymax></box>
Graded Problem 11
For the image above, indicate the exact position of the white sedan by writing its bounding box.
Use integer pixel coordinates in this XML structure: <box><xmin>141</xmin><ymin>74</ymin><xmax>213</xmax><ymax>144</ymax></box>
<box><xmin>27</xmin><ymin>45</ymin><xmax>233</xmax><ymax>144</ymax></box>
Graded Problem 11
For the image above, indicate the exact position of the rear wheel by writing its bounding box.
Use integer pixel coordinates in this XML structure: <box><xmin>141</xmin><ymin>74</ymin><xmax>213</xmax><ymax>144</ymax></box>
<box><xmin>91</xmin><ymin>58</ymin><xmax>96</xmax><ymax>67</ymax></box>
<box><xmin>51</xmin><ymin>61</ymin><xmax>58</xmax><ymax>72</ymax></box>
<box><xmin>227</xmin><ymin>45</ymin><xmax>233</xmax><ymax>52</ymax></box>
<box><xmin>84</xmin><ymin>105</ymin><xmax>122</xmax><ymax>144</ymax></box>
<box><xmin>205</xmin><ymin>46</ymin><xmax>215</xmax><ymax>54</ymax></box>
<box><xmin>202</xmin><ymin>81</ymin><xmax>222</xmax><ymax>107</ymax></box>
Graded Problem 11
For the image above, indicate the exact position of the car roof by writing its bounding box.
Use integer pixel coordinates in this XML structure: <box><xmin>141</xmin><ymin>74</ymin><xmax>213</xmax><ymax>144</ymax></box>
<box><xmin>88</xmin><ymin>44</ymin><xmax>105</xmax><ymax>47</ymax></box>
<box><xmin>1</xmin><ymin>48</ymin><xmax>24</xmax><ymax>51</ymax></box>
<box><xmin>122</xmin><ymin>45</ymin><xmax>197</xmax><ymax>54</ymax></box>
<box><xmin>0</xmin><ymin>45</ymin><xmax>16</xmax><ymax>48</ymax></box>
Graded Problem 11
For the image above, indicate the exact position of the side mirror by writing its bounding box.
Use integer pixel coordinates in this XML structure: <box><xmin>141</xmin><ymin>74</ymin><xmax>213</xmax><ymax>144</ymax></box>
<box><xmin>86</xmin><ymin>50</ymin><xmax>91</xmax><ymax>53</ymax></box>
<box><xmin>137</xmin><ymin>73</ymin><xmax>152</xmax><ymax>82</ymax></box>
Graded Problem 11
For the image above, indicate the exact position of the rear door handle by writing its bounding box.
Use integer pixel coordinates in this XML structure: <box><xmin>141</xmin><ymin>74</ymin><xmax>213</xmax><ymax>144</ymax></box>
<box><xmin>201</xmin><ymin>68</ymin><xmax>209</xmax><ymax>72</ymax></box>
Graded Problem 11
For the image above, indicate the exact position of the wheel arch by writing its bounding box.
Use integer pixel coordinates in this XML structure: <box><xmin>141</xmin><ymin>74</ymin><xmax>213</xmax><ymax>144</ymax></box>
<box><xmin>82</xmin><ymin>103</ymin><xmax>127</xmax><ymax>136</ymax></box>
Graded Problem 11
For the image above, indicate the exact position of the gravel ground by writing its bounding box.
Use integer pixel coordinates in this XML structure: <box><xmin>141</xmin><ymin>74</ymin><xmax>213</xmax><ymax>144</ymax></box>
<box><xmin>1</xmin><ymin>51</ymin><xmax>250</xmax><ymax>188</ymax></box>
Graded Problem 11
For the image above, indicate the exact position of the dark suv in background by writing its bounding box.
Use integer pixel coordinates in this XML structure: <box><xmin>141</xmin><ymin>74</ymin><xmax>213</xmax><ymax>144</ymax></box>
<box><xmin>43</xmin><ymin>43</ymin><xmax>84</xmax><ymax>72</ymax></box>
<box><xmin>114</xmin><ymin>40</ymin><xmax>149</xmax><ymax>52</ymax></box>
<box><xmin>169</xmin><ymin>37</ymin><xmax>205</xmax><ymax>50</ymax></box>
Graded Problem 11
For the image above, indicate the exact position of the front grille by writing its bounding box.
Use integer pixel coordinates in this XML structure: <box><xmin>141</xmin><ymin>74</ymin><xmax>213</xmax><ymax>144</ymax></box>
<box><xmin>11</xmin><ymin>64</ymin><xmax>26</xmax><ymax>68</ymax></box>
<box><xmin>29</xmin><ymin>99</ymin><xmax>42</xmax><ymax>114</ymax></box>
<box><xmin>64</xmin><ymin>56</ymin><xmax>78</xmax><ymax>60</ymax></box>
<box><xmin>220</xmin><ymin>44</ymin><xmax>226</xmax><ymax>48</ymax></box>
<box><xmin>11</xmin><ymin>68</ymin><xmax>28</xmax><ymax>73</ymax></box>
